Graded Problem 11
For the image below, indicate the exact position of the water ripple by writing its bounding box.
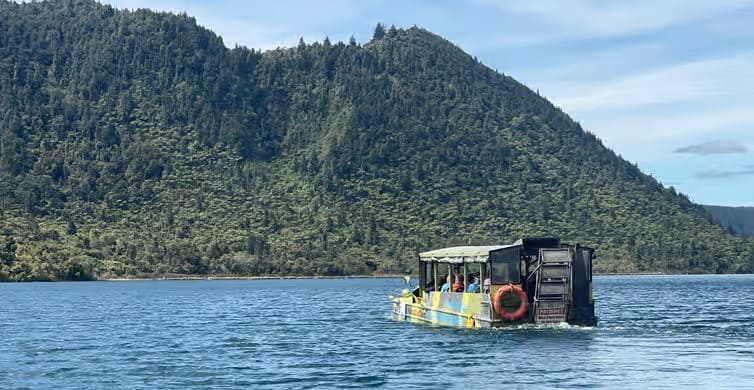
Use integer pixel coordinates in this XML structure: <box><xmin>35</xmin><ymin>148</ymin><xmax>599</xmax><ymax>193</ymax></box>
<box><xmin>1</xmin><ymin>276</ymin><xmax>754</xmax><ymax>388</ymax></box>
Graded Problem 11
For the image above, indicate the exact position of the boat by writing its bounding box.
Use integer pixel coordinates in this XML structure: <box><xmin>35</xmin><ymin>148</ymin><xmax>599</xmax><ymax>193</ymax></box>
<box><xmin>390</xmin><ymin>237</ymin><xmax>596</xmax><ymax>327</ymax></box>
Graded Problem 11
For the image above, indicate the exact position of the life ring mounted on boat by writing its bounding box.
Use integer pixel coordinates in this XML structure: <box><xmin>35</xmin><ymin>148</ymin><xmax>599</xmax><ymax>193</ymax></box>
<box><xmin>492</xmin><ymin>284</ymin><xmax>528</xmax><ymax>321</ymax></box>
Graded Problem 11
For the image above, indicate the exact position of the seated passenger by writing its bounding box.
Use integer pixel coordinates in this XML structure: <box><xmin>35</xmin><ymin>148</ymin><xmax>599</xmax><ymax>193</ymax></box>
<box><xmin>467</xmin><ymin>276</ymin><xmax>480</xmax><ymax>293</ymax></box>
<box><xmin>425</xmin><ymin>279</ymin><xmax>435</xmax><ymax>292</ymax></box>
<box><xmin>452</xmin><ymin>274</ymin><xmax>464</xmax><ymax>292</ymax></box>
<box><xmin>440</xmin><ymin>276</ymin><xmax>451</xmax><ymax>292</ymax></box>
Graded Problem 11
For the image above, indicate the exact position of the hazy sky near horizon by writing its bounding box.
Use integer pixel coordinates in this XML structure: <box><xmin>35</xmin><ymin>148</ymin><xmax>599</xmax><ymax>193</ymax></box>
<box><xmin>105</xmin><ymin>0</ymin><xmax>754</xmax><ymax>206</ymax></box>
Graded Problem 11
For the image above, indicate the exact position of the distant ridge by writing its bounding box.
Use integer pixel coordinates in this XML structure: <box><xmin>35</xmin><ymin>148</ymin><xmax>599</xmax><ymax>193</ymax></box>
<box><xmin>704</xmin><ymin>205</ymin><xmax>754</xmax><ymax>237</ymax></box>
<box><xmin>0</xmin><ymin>0</ymin><xmax>752</xmax><ymax>281</ymax></box>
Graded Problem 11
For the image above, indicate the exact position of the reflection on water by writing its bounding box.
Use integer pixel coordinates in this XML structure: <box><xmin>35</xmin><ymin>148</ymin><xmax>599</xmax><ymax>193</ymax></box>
<box><xmin>2</xmin><ymin>275</ymin><xmax>754</xmax><ymax>389</ymax></box>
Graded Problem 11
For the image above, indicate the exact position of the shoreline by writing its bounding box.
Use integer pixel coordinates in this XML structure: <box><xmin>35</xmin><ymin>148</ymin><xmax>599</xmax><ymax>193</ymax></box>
<box><xmin>4</xmin><ymin>272</ymin><xmax>747</xmax><ymax>283</ymax></box>
<box><xmin>593</xmin><ymin>272</ymin><xmax>665</xmax><ymax>276</ymax></box>
<box><xmin>101</xmin><ymin>274</ymin><xmax>406</xmax><ymax>281</ymax></box>
<box><xmin>101</xmin><ymin>271</ymin><xmax>719</xmax><ymax>281</ymax></box>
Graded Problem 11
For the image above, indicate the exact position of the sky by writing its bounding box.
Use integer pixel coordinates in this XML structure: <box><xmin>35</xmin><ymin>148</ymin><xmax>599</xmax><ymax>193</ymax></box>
<box><xmin>105</xmin><ymin>0</ymin><xmax>754</xmax><ymax>206</ymax></box>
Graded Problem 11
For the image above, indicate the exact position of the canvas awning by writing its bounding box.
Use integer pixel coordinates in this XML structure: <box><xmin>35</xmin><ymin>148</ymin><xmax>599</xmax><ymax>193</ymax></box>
<box><xmin>419</xmin><ymin>240</ymin><xmax>523</xmax><ymax>263</ymax></box>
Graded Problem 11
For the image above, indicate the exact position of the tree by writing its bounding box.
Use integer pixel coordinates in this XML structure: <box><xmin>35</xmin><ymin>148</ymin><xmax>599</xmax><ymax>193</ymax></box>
<box><xmin>67</xmin><ymin>221</ymin><xmax>77</xmax><ymax>235</ymax></box>
<box><xmin>373</xmin><ymin>23</ymin><xmax>386</xmax><ymax>40</ymax></box>
<box><xmin>0</xmin><ymin>236</ymin><xmax>16</xmax><ymax>266</ymax></box>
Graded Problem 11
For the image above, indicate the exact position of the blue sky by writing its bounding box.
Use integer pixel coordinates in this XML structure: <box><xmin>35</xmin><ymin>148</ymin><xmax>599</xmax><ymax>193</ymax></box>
<box><xmin>106</xmin><ymin>0</ymin><xmax>754</xmax><ymax>206</ymax></box>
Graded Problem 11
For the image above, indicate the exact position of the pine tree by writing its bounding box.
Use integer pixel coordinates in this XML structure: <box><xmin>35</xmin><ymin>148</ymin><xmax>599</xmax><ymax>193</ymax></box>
<box><xmin>66</xmin><ymin>221</ymin><xmax>77</xmax><ymax>235</ymax></box>
<box><xmin>373</xmin><ymin>23</ymin><xmax>386</xmax><ymax>40</ymax></box>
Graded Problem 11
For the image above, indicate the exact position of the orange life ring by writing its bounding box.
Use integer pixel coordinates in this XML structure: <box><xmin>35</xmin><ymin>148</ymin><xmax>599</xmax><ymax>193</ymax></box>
<box><xmin>492</xmin><ymin>284</ymin><xmax>529</xmax><ymax>321</ymax></box>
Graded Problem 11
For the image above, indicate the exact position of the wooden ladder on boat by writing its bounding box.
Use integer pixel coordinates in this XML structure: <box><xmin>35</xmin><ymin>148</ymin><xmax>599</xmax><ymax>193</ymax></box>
<box><xmin>532</xmin><ymin>248</ymin><xmax>573</xmax><ymax>324</ymax></box>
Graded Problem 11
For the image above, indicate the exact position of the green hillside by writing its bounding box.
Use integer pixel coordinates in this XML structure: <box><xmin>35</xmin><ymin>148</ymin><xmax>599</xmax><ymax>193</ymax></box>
<box><xmin>1</xmin><ymin>0</ymin><xmax>752</xmax><ymax>281</ymax></box>
<box><xmin>704</xmin><ymin>206</ymin><xmax>754</xmax><ymax>237</ymax></box>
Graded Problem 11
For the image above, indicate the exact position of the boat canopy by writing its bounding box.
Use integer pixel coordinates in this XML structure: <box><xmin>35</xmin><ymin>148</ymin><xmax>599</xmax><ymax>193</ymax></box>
<box><xmin>419</xmin><ymin>240</ymin><xmax>523</xmax><ymax>263</ymax></box>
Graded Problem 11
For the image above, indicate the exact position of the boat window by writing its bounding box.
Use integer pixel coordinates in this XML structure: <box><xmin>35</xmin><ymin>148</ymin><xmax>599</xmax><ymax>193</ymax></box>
<box><xmin>481</xmin><ymin>263</ymin><xmax>490</xmax><ymax>293</ymax></box>
<box><xmin>490</xmin><ymin>247</ymin><xmax>521</xmax><ymax>284</ymax></box>
<box><xmin>421</xmin><ymin>261</ymin><xmax>436</xmax><ymax>292</ymax></box>
<box><xmin>434</xmin><ymin>262</ymin><xmax>441</xmax><ymax>291</ymax></box>
<box><xmin>436</xmin><ymin>263</ymin><xmax>450</xmax><ymax>291</ymax></box>
<box><xmin>581</xmin><ymin>249</ymin><xmax>592</xmax><ymax>281</ymax></box>
<box><xmin>419</xmin><ymin>260</ymin><xmax>427</xmax><ymax>293</ymax></box>
<box><xmin>464</xmin><ymin>263</ymin><xmax>483</xmax><ymax>293</ymax></box>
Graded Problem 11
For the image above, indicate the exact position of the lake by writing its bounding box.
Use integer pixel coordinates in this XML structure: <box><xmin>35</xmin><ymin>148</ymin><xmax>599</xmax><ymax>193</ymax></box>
<box><xmin>2</xmin><ymin>275</ymin><xmax>754</xmax><ymax>389</ymax></box>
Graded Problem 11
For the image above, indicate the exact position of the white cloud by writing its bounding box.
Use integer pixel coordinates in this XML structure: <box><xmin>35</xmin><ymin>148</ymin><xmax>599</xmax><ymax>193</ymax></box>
<box><xmin>506</xmin><ymin>50</ymin><xmax>754</xmax><ymax>163</ymax></box>
<box><xmin>524</xmin><ymin>51</ymin><xmax>754</xmax><ymax>164</ymax></box>
<box><xmin>586</xmin><ymin>105</ymin><xmax>754</xmax><ymax>144</ymax></box>
<box><xmin>548</xmin><ymin>52</ymin><xmax>754</xmax><ymax>112</ymax></box>
<box><xmin>105</xmin><ymin>0</ymin><xmax>379</xmax><ymax>50</ymax></box>
<box><xmin>105</xmin><ymin>0</ymin><xmax>300</xmax><ymax>49</ymax></box>
<box><xmin>192</xmin><ymin>17</ymin><xmax>310</xmax><ymax>51</ymax></box>
<box><xmin>476</xmin><ymin>0</ymin><xmax>754</xmax><ymax>40</ymax></box>
<box><xmin>510</xmin><ymin>42</ymin><xmax>666</xmax><ymax>88</ymax></box>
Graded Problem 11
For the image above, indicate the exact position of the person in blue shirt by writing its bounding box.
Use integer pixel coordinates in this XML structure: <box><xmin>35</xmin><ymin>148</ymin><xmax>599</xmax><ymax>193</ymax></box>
<box><xmin>466</xmin><ymin>275</ymin><xmax>480</xmax><ymax>293</ymax></box>
<box><xmin>440</xmin><ymin>275</ymin><xmax>451</xmax><ymax>292</ymax></box>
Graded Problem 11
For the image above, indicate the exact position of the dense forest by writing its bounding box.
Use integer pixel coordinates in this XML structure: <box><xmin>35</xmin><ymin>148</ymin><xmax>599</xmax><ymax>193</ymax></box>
<box><xmin>704</xmin><ymin>206</ymin><xmax>754</xmax><ymax>237</ymax></box>
<box><xmin>1</xmin><ymin>0</ymin><xmax>752</xmax><ymax>281</ymax></box>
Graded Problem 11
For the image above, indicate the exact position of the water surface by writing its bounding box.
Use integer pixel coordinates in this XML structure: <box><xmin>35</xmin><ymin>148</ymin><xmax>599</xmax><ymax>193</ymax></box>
<box><xmin>2</xmin><ymin>275</ymin><xmax>754</xmax><ymax>389</ymax></box>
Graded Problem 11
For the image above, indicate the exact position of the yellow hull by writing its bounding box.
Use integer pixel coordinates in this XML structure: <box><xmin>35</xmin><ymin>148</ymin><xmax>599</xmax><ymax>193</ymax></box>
<box><xmin>391</xmin><ymin>292</ymin><xmax>498</xmax><ymax>328</ymax></box>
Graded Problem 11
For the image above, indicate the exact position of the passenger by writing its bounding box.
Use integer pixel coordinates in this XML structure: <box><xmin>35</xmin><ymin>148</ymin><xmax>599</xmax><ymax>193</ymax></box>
<box><xmin>425</xmin><ymin>279</ymin><xmax>435</xmax><ymax>292</ymax></box>
<box><xmin>483</xmin><ymin>277</ymin><xmax>491</xmax><ymax>293</ymax></box>
<box><xmin>467</xmin><ymin>276</ymin><xmax>480</xmax><ymax>293</ymax></box>
<box><xmin>440</xmin><ymin>276</ymin><xmax>451</xmax><ymax>292</ymax></box>
<box><xmin>452</xmin><ymin>274</ymin><xmax>464</xmax><ymax>292</ymax></box>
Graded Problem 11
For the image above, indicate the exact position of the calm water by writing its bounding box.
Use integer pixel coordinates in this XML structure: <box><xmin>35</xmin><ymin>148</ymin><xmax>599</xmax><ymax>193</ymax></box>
<box><xmin>2</xmin><ymin>275</ymin><xmax>754</xmax><ymax>389</ymax></box>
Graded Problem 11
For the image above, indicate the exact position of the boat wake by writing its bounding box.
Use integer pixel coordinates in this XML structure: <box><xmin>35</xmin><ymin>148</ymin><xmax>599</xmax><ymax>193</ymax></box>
<box><xmin>500</xmin><ymin>322</ymin><xmax>596</xmax><ymax>331</ymax></box>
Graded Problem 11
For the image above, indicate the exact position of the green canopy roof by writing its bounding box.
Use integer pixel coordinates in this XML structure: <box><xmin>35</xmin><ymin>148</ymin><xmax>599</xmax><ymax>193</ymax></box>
<box><xmin>420</xmin><ymin>246</ymin><xmax>506</xmax><ymax>258</ymax></box>
<box><xmin>419</xmin><ymin>241</ymin><xmax>522</xmax><ymax>263</ymax></box>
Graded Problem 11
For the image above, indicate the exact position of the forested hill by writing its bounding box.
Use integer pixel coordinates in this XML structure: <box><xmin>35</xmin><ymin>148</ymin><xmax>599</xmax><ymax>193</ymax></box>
<box><xmin>1</xmin><ymin>0</ymin><xmax>752</xmax><ymax>281</ymax></box>
<box><xmin>704</xmin><ymin>206</ymin><xmax>754</xmax><ymax>237</ymax></box>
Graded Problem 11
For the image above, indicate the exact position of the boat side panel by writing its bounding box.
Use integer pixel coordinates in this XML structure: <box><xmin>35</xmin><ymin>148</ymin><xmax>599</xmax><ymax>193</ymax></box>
<box><xmin>393</xmin><ymin>293</ymin><xmax>491</xmax><ymax>328</ymax></box>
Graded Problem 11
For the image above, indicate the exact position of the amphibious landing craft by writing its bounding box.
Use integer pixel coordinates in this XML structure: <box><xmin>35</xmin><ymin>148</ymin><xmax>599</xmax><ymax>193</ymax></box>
<box><xmin>391</xmin><ymin>238</ymin><xmax>596</xmax><ymax>327</ymax></box>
